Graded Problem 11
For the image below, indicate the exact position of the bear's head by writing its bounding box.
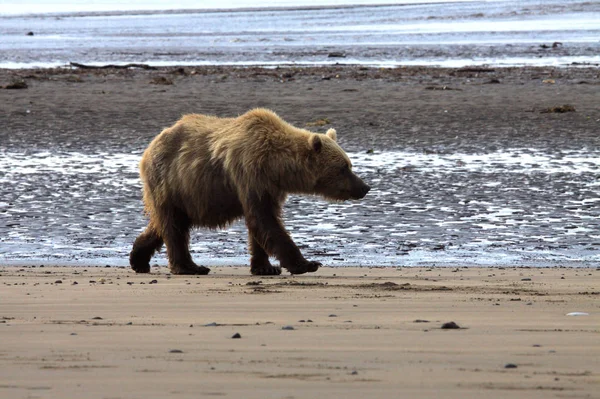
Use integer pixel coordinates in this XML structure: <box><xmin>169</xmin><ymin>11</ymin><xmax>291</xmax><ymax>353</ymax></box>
<box><xmin>307</xmin><ymin>129</ymin><xmax>370</xmax><ymax>201</ymax></box>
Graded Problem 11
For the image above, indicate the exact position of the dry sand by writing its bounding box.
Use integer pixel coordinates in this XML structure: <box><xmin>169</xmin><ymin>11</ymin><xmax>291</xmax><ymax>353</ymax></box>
<box><xmin>1</xmin><ymin>266</ymin><xmax>598</xmax><ymax>399</ymax></box>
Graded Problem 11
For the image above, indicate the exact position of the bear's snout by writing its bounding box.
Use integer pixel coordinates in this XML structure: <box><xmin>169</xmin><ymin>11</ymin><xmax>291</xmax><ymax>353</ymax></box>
<box><xmin>350</xmin><ymin>177</ymin><xmax>370</xmax><ymax>200</ymax></box>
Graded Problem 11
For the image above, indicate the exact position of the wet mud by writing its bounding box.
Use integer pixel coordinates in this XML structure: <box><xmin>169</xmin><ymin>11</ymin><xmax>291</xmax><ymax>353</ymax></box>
<box><xmin>0</xmin><ymin>66</ymin><xmax>599</xmax><ymax>266</ymax></box>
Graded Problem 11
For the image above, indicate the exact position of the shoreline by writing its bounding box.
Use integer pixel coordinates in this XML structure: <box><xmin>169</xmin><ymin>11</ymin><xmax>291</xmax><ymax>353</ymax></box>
<box><xmin>2</xmin><ymin>58</ymin><xmax>600</xmax><ymax>70</ymax></box>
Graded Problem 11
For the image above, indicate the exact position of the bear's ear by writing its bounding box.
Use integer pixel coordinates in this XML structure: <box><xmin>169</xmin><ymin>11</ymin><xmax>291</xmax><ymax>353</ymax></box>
<box><xmin>309</xmin><ymin>135</ymin><xmax>322</xmax><ymax>153</ymax></box>
<box><xmin>326</xmin><ymin>128</ymin><xmax>337</xmax><ymax>142</ymax></box>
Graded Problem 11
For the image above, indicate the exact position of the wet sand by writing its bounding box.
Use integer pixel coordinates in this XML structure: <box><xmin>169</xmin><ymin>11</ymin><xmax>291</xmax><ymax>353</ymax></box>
<box><xmin>1</xmin><ymin>65</ymin><xmax>600</xmax><ymax>266</ymax></box>
<box><xmin>0</xmin><ymin>266</ymin><xmax>598</xmax><ymax>398</ymax></box>
<box><xmin>2</xmin><ymin>65</ymin><xmax>599</xmax><ymax>153</ymax></box>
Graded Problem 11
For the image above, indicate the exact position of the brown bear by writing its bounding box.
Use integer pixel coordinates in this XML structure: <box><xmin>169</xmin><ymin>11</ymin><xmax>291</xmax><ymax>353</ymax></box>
<box><xmin>130</xmin><ymin>108</ymin><xmax>370</xmax><ymax>275</ymax></box>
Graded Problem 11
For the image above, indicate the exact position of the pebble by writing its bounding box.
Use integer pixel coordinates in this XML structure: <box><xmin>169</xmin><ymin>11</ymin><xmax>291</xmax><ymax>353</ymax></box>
<box><xmin>441</xmin><ymin>321</ymin><xmax>461</xmax><ymax>329</ymax></box>
<box><xmin>504</xmin><ymin>363</ymin><xmax>518</xmax><ymax>369</ymax></box>
<box><xmin>169</xmin><ymin>349</ymin><xmax>184</xmax><ymax>353</ymax></box>
<box><xmin>282</xmin><ymin>326</ymin><xmax>295</xmax><ymax>330</ymax></box>
<box><xmin>231</xmin><ymin>333</ymin><xmax>242</xmax><ymax>339</ymax></box>
<box><xmin>521</xmin><ymin>278</ymin><xmax>532</xmax><ymax>281</ymax></box>
<box><xmin>204</xmin><ymin>322</ymin><xmax>220</xmax><ymax>327</ymax></box>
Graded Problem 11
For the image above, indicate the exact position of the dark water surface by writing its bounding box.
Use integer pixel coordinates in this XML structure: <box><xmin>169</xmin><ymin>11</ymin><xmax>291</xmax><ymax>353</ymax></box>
<box><xmin>2</xmin><ymin>147</ymin><xmax>599</xmax><ymax>267</ymax></box>
<box><xmin>1</xmin><ymin>0</ymin><xmax>599</xmax><ymax>68</ymax></box>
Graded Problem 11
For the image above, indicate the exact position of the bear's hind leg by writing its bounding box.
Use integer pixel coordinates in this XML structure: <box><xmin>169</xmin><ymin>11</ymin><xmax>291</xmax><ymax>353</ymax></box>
<box><xmin>130</xmin><ymin>224</ymin><xmax>163</xmax><ymax>273</ymax></box>
<box><xmin>161</xmin><ymin>206</ymin><xmax>210</xmax><ymax>275</ymax></box>
<box><xmin>248</xmin><ymin>234</ymin><xmax>281</xmax><ymax>276</ymax></box>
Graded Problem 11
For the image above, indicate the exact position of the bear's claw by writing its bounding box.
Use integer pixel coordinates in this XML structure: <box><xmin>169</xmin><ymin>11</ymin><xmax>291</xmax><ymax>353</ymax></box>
<box><xmin>170</xmin><ymin>264</ymin><xmax>211</xmax><ymax>275</ymax></box>
<box><xmin>285</xmin><ymin>260</ymin><xmax>322</xmax><ymax>275</ymax></box>
<box><xmin>131</xmin><ymin>263</ymin><xmax>151</xmax><ymax>273</ymax></box>
<box><xmin>251</xmin><ymin>265</ymin><xmax>282</xmax><ymax>276</ymax></box>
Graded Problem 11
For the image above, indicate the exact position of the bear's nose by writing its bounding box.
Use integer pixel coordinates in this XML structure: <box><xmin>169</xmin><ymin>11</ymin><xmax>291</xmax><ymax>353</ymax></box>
<box><xmin>360</xmin><ymin>184</ymin><xmax>371</xmax><ymax>198</ymax></box>
<box><xmin>352</xmin><ymin>182</ymin><xmax>370</xmax><ymax>199</ymax></box>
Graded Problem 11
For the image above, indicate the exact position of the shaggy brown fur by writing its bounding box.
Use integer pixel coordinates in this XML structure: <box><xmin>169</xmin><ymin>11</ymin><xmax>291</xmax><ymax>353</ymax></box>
<box><xmin>130</xmin><ymin>108</ymin><xmax>370</xmax><ymax>275</ymax></box>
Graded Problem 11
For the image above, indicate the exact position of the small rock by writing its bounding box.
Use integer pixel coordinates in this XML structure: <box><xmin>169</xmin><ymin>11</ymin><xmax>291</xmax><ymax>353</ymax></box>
<box><xmin>26</xmin><ymin>31</ymin><xmax>34</xmax><ymax>36</ymax></box>
<box><xmin>169</xmin><ymin>349</ymin><xmax>184</xmax><ymax>353</ymax></box>
<box><xmin>521</xmin><ymin>278</ymin><xmax>532</xmax><ymax>281</ymax></box>
<box><xmin>441</xmin><ymin>321</ymin><xmax>461</xmax><ymax>329</ymax></box>
<box><xmin>282</xmin><ymin>326</ymin><xmax>295</xmax><ymax>330</ymax></box>
<box><xmin>504</xmin><ymin>363</ymin><xmax>518</xmax><ymax>369</ymax></box>
<box><xmin>150</xmin><ymin>76</ymin><xmax>173</xmax><ymax>85</ymax></box>
<box><xmin>149</xmin><ymin>279</ymin><xmax>158</xmax><ymax>284</ymax></box>
<box><xmin>54</xmin><ymin>280</ymin><xmax>62</xmax><ymax>284</ymax></box>
<box><xmin>4</xmin><ymin>80</ymin><xmax>28</xmax><ymax>89</ymax></box>
<box><xmin>414</xmin><ymin>319</ymin><xmax>430</xmax><ymax>323</ymax></box>
<box><xmin>91</xmin><ymin>316</ymin><xmax>103</xmax><ymax>320</ymax></box>
<box><xmin>350</xmin><ymin>370</ymin><xmax>358</xmax><ymax>375</ymax></box>
<box><xmin>540</xmin><ymin>104</ymin><xmax>576</xmax><ymax>113</ymax></box>
<box><xmin>231</xmin><ymin>333</ymin><xmax>242</xmax><ymax>339</ymax></box>
<box><xmin>126</xmin><ymin>322</ymin><xmax>133</xmax><ymax>325</ymax></box>
<box><xmin>328</xmin><ymin>314</ymin><xmax>337</xmax><ymax>318</ymax></box>
<box><xmin>204</xmin><ymin>322</ymin><xmax>220</xmax><ymax>327</ymax></box>
<box><xmin>70</xmin><ymin>333</ymin><xmax>77</xmax><ymax>336</ymax></box>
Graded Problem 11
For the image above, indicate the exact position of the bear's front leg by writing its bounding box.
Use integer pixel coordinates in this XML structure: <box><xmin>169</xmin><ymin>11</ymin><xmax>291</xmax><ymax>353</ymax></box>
<box><xmin>249</xmin><ymin>235</ymin><xmax>282</xmax><ymax>275</ymax></box>
<box><xmin>245</xmin><ymin>194</ymin><xmax>322</xmax><ymax>275</ymax></box>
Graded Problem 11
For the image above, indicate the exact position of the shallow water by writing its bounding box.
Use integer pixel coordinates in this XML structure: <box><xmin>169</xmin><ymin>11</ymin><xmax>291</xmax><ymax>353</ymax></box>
<box><xmin>2</xmin><ymin>148</ymin><xmax>599</xmax><ymax>267</ymax></box>
<box><xmin>0</xmin><ymin>0</ymin><xmax>598</xmax><ymax>68</ymax></box>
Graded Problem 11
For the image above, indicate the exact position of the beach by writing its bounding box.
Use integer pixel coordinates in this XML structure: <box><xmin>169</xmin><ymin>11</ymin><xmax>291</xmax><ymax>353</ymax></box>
<box><xmin>2</xmin><ymin>1</ymin><xmax>600</xmax><ymax>397</ymax></box>
<box><xmin>0</xmin><ymin>265</ymin><xmax>598</xmax><ymax>398</ymax></box>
